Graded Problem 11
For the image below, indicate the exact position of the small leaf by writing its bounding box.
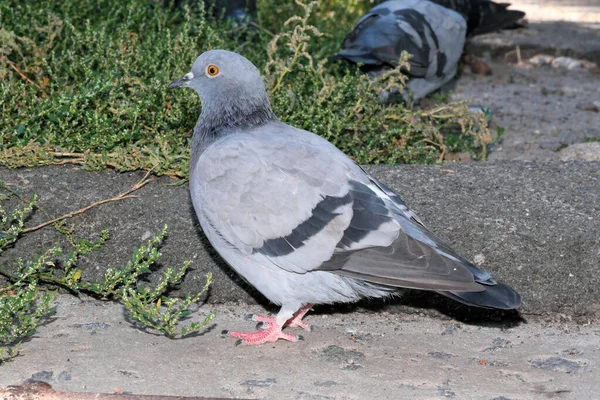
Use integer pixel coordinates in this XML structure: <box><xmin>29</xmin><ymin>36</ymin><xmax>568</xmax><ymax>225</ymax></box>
<box><xmin>72</xmin><ymin>270</ymin><xmax>82</xmax><ymax>281</ymax></box>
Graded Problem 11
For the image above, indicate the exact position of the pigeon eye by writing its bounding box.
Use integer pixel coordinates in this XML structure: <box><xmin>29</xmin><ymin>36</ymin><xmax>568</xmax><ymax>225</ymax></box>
<box><xmin>206</xmin><ymin>64</ymin><xmax>220</xmax><ymax>77</ymax></box>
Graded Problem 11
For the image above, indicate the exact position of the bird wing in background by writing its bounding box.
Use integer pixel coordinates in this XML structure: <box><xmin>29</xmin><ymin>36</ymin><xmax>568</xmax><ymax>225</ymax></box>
<box><xmin>335</xmin><ymin>2</ymin><xmax>441</xmax><ymax>78</ymax></box>
<box><xmin>334</xmin><ymin>0</ymin><xmax>467</xmax><ymax>102</ymax></box>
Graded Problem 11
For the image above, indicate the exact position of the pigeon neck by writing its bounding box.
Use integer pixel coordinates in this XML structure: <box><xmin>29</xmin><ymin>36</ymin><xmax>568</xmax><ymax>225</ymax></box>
<box><xmin>190</xmin><ymin>101</ymin><xmax>277</xmax><ymax>164</ymax></box>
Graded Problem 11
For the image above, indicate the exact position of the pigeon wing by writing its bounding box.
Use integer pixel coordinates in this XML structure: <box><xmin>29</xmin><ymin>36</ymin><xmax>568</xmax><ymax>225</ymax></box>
<box><xmin>335</xmin><ymin>4</ymin><xmax>435</xmax><ymax>77</ymax></box>
<box><xmin>192</xmin><ymin>123</ymin><xmax>484</xmax><ymax>292</ymax></box>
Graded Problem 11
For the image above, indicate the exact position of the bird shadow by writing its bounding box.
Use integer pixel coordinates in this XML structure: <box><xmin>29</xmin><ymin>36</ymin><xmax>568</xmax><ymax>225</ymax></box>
<box><xmin>313</xmin><ymin>291</ymin><xmax>525</xmax><ymax>329</ymax></box>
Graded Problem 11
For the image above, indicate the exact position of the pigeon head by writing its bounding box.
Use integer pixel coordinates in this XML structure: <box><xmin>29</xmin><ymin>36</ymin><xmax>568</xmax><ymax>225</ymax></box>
<box><xmin>169</xmin><ymin>50</ymin><xmax>276</xmax><ymax>133</ymax></box>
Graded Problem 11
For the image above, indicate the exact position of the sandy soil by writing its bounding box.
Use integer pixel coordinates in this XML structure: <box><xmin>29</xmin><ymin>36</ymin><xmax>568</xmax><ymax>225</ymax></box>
<box><xmin>1</xmin><ymin>296</ymin><xmax>598</xmax><ymax>399</ymax></box>
<box><xmin>453</xmin><ymin>62</ymin><xmax>600</xmax><ymax>161</ymax></box>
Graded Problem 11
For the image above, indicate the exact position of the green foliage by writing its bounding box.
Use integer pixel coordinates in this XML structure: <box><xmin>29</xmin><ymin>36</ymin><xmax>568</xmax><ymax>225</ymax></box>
<box><xmin>0</xmin><ymin>186</ymin><xmax>37</xmax><ymax>252</ymax></box>
<box><xmin>0</xmin><ymin>190</ymin><xmax>56</xmax><ymax>362</ymax></box>
<box><xmin>122</xmin><ymin>269</ymin><xmax>215</xmax><ymax>338</ymax></box>
<box><xmin>0</xmin><ymin>0</ymin><xmax>492</xmax><ymax>176</ymax></box>
<box><xmin>0</xmin><ymin>282</ymin><xmax>55</xmax><ymax>363</ymax></box>
<box><xmin>0</xmin><ymin>187</ymin><xmax>214</xmax><ymax>362</ymax></box>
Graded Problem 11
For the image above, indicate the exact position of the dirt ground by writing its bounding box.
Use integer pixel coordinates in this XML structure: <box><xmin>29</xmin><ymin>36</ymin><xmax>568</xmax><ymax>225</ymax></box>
<box><xmin>453</xmin><ymin>62</ymin><xmax>600</xmax><ymax>161</ymax></box>
<box><xmin>453</xmin><ymin>0</ymin><xmax>600</xmax><ymax>161</ymax></box>
<box><xmin>1</xmin><ymin>297</ymin><xmax>599</xmax><ymax>400</ymax></box>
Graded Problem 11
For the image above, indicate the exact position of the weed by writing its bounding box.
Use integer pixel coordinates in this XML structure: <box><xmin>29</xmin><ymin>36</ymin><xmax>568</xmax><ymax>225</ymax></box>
<box><xmin>0</xmin><ymin>190</ymin><xmax>56</xmax><ymax>362</ymax></box>
<box><xmin>0</xmin><ymin>184</ymin><xmax>214</xmax><ymax>362</ymax></box>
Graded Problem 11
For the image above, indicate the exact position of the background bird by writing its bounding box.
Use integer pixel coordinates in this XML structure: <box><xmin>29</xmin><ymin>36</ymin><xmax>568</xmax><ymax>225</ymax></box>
<box><xmin>169</xmin><ymin>49</ymin><xmax>521</xmax><ymax>346</ymax></box>
<box><xmin>334</xmin><ymin>0</ymin><xmax>467</xmax><ymax>104</ymax></box>
<box><xmin>428</xmin><ymin>0</ymin><xmax>526</xmax><ymax>36</ymax></box>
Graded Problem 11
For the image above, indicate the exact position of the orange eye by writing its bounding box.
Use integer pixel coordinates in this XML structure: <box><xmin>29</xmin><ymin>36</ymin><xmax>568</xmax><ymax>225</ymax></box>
<box><xmin>206</xmin><ymin>64</ymin><xmax>219</xmax><ymax>77</ymax></box>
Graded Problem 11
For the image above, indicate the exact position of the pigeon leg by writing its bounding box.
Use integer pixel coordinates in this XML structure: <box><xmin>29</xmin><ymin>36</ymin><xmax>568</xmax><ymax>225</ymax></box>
<box><xmin>285</xmin><ymin>304</ymin><xmax>313</xmax><ymax>331</ymax></box>
<box><xmin>224</xmin><ymin>305</ymin><xmax>307</xmax><ymax>345</ymax></box>
<box><xmin>247</xmin><ymin>304</ymin><xmax>313</xmax><ymax>330</ymax></box>
<box><xmin>247</xmin><ymin>313</ymin><xmax>276</xmax><ymax>326</ymax></box>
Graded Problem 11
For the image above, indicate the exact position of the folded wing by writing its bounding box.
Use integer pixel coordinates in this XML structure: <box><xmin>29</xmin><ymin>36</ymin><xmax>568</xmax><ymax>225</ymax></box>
<box><xmin>192</xmin><ymin>124</ymin><xmax>524</xmax><ymax>310</ymax></box>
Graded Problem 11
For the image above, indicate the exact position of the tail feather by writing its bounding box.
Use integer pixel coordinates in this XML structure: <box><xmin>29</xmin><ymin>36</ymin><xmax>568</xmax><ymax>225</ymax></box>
<box><xmin>438</xmin><ymin>282</ymin><xmax>522</xmax><ymax>310</ymax></box>
<box><xmin>429</xmin><ymin>0</ymin><xmax>526</xmax><ymax>36</ymax></box>
<box><xmin>472</xmin><ymin>7</ymin><xmax>525</xmax><ymax>36</ymax></box>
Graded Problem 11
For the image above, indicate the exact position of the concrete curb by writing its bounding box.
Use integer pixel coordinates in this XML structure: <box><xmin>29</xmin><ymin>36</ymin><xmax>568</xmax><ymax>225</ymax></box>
<box><xmin>1</xmin><ymin>162</ymin><xmax>599</xmax><ymax>319</ymax></box>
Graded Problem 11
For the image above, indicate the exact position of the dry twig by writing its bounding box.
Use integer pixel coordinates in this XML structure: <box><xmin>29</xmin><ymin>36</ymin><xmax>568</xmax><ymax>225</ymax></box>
<box><xmin>22</xmin><ymin>170</ymin><xmax>154</xmax><ymax>234</ymax></box>
<box><xmin>7</xmin><ymin>60</ymin><xmax>41</xmax><ymax>89</ymax></box>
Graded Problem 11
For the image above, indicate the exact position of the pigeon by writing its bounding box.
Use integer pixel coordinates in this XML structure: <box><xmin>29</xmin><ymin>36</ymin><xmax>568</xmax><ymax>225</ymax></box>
<box><xmin>169</xmin><ymin>49</ymin><xmax>521</xmax><ymax>345</ymax></box>
<box><xmin>428</xmin><ymin>0</ymin><xmax>526</xmax><ymax>36</ymax></box>
<box><xmin>334</xmin><ymin>0</ymin><xmax>467</xmax><ymax>103</ymax></box>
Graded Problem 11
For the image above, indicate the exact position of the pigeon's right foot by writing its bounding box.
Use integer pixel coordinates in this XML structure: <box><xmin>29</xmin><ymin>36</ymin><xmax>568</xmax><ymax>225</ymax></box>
<box><xmin>285</xmin><ymin>304</ymin><xmax>313</xmax><ymax>331</ymax></box>
<box><xmin>223</xmin><ymin>321</ymin><xmax>303</xmax><ymax>346</ymax></box>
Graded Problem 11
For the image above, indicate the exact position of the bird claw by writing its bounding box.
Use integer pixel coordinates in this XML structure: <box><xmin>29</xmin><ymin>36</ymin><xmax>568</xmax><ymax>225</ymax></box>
<box><xmin>255</xmin><ymin>322</ymin><xmax>268</xmax><ymax>330</ymax></box>
<box><xmin>228</xmin><ymin>305</ymin><xmax>313</xmax><ymax>344</ymax></box>
<box><xmin>226</xmin><ymin>322</ymin><xmax>303</xmax><ymax>345</ymax></box>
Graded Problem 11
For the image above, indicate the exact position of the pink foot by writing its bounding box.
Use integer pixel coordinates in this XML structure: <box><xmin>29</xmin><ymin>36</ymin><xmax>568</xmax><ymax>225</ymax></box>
<box><xmin>224</xmin><ymin>321</ymin><xmax>303</xmax><ymax>346</ymax></box>
<box><xmin>247</xmin><ymin>305</ymin><xmax>313</xmax><ymax>331</ymax></box>
<box><xmin>223</xmin><ymin>305</ymin><xmax>314</xmax><ymax>345</ymax></box>
<box><xmin>285</xmin><ymin>304</ymin><xmax>313</xmax><ymax>331</ymax></box>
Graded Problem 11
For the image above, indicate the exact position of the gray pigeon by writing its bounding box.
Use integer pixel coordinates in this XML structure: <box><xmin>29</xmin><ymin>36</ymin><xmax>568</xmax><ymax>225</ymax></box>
<box><xmin>334</xmin><ymin>0</ymin><xmax>467</xmax><ymax>103</ymax></box>
<box><xmin>169</xmin><ymin>50</ymin><xmax>521</xmax><ymax>345</ymax></box>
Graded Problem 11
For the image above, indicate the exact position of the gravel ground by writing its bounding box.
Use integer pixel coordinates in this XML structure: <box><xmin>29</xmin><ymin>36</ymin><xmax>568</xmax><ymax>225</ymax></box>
<box><xmin>454</xmin><ymin>0</ymin><xmax>600</xmax><ymax>161</ymax></box>
<box><xmin>453</xmin><ymin>62</ymin><xmax>600</xmax><ymax>161</ymax></box>
<box><xmin>1</xmin><ymin>296</ymin><xmax>599</xmax><ymax>400</ymax></box>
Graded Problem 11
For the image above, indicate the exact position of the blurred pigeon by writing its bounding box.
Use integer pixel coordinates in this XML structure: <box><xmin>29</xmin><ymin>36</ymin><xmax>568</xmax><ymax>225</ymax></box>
<box><xmin>429</xmin><ymin>0</ymin><xmax>526</xmax><ymax>36</ymax></box>
<box><xmin>169</xmin><ymin>50</ymin><xmax>521</xmax><ymax>345</ymax></box>
<box><xmin>211</xmin><ymin>0</ymin><xmax>255</xmax><ymax>25</ymax></box>
<box><xmin>334</xmin><ymin>0</ymin><xmax>467</xmax><ymax>103</ymax></box>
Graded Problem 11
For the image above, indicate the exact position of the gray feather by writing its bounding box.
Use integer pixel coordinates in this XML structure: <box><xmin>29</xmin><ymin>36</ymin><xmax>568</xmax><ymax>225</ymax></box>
<box><xmin>335</xmin><ymin>0</ymin><xmax>467</xmax><ymax>102</ymax></box>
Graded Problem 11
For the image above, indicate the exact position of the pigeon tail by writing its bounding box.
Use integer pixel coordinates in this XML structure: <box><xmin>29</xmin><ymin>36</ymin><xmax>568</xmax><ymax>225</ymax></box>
<box><xmin>428</xmin><ymin>0</ymin><xmax>526</xmax><ymax>36</ymax></box>
<box><xmin>438</xmin><ymin>282</ymin><xmax>522</xmax><ymax>310</ymax></box>
<box><xmin>471</xmin><ymin>4</ymin><xmax>525</xmax><ymax>36</ymax></box>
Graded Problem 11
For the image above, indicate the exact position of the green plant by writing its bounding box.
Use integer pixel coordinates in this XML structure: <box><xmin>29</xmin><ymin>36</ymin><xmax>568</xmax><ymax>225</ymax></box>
<box><xmin>0</xmin><ymin>188</ymin><xmax>56</xmax><ymax>362</ymax></box>
<box><xmin>0</xmin><ymin>185</ymin><xmax>215</xmax><ymax>362</ymax></box>
<box><xmin>122</xmin><ymin>268</ymin><xmax>215</xmax><ymax>338</ymax></box>
<box><xmin>0</xmin><ymin>282</ymin><xmax>55</xmax><ymax>363</ymax></box>
<box><xmin>1</xmin><ymin>0</ymin><xmax>492</xmax><ymax>176</ymax></box>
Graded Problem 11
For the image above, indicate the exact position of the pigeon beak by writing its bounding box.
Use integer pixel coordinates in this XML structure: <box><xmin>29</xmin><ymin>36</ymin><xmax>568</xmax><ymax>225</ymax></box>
<box><xmin>168</xmin><ymin>72</ymin><xmax>194</xmax><ymax>89</ymax></box>
<box><xmin>168</xmin><ymin>77</ymin><xmax>186</xmax><ymax>89</ymax></box>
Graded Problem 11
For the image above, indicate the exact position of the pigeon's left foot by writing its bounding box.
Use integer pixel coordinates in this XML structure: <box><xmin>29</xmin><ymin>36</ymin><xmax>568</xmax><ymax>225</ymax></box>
<box><xmin>224</xmin><ymin>304</ymin><xmax>313</xmax><ymax>345</ymax></box>
<box><xmin>224</xmin><ymin>322</ymin><xmax>303</xmax><ymax>346</ymax></box>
